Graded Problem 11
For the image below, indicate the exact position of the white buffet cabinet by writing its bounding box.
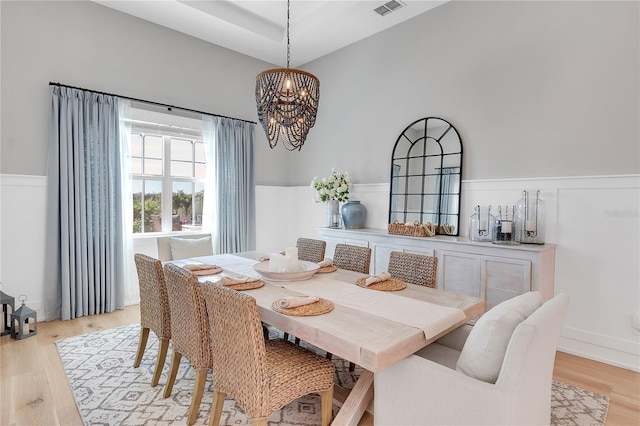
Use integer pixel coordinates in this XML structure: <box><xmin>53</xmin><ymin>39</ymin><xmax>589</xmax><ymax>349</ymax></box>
<box><xmin>317</xmin><ymin>228</ymin><xmax>555</xmax><ymax>312</ymax></box>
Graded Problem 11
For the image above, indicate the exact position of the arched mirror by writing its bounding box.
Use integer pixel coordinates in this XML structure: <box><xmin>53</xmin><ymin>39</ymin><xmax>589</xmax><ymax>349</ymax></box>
<box><xmin>389</xmin><ymin>117</ymin><xmax>463</xmax><ymax>235</ymax></box>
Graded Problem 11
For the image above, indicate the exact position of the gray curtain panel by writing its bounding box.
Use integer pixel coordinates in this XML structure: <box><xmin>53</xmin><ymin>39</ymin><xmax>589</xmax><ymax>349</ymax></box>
<box><xmin>211</xmin><ymin>116</ymin><xmax>256</xmax><ymax>254</ymax></box>
<box><xmin>44</xmin><ymin>86</ymin><xmax>126</xmax><ymax>320</ymax></box>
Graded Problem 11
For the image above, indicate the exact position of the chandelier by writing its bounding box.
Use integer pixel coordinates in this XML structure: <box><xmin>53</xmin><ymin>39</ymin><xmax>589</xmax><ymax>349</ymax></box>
<box><xmin>255</xmin><ymin>0</ymin><xmax>320</xmax><ymax>151</ymax></box>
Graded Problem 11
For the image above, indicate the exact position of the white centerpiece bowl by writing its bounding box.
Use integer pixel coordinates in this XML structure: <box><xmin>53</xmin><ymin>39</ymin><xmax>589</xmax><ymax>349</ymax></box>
<box><xmin>253</xmin><ymin>260</ymin><xmax>320</xmax><ymax>282</ymax></box>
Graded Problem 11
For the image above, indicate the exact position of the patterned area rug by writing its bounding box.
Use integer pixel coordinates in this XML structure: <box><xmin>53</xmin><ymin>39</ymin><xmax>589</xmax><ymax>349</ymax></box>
<box><xmin>56</xmin><ymin>324</ymin><xmax>609</xmax><ymax>425</ymax></box>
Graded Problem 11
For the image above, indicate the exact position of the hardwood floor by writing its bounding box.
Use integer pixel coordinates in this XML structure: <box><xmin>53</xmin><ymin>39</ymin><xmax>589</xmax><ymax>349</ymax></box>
<box><xmin>1</xmin><ymin>305</ymin><xmax>638</xmax><ymax>426</ymax></box>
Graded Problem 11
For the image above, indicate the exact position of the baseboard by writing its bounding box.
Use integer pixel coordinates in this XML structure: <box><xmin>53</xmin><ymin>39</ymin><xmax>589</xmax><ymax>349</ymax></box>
<box><xmin>558</xmin><ymin>326</ymin><xmax>640</xmax><ymax>372</ymax></box>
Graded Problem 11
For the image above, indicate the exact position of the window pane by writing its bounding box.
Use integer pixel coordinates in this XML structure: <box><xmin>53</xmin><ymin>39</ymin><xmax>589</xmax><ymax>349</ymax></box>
<box><xmin>130</xmin><ymin>134</ymin><xmax>143</xmax><ymax>157</ymax></box>
<box><xmin>193</xmin><ymin>182</ymin><xmax>204</xmax><ymax>226</ymax></box>
<box><xmin>171</xmin><ymin>138</ymin><xmax>193</xmax><ymax>162</ymax></box>
<box><xmin>195</xmin><ymin>142</ymin><xmax>205</xmax><ymax>163</ymax></box>
<box><xmin>132</xmin><ymin>180</ymin><xmax>142</xmax><ymax>233</ymax></box>
<box><xmin>145</xmin><ymin>135</ymin><xmax>163</xmax><ymax>159</ymax></box>
<box><xmin>195</xmin><ymin>163</ymin><xmax>206</xmax><ymax>179</ymax></box>
<box><xmin>171</xmin><ymin>160</ymin><xmax>192</xmax><ymax>178</ymax></box>
<box><xmin>131</xmin><ymin>157</ymin><xmax>142</xmax><ymax>174</ymax></box>
<box><xmin>172</xmin><ymin>181</ymin><xmax>192</xmax><ymax>232</ymax></box>
<box><xmin>144</xmin><ymin>180</ymin><xmax>162</xmax><ymax>233</ymax></box>
<box><xmin>145</xmin><ymin>158</ymin><xmax>163</xmax><ymax>175</ymax></box>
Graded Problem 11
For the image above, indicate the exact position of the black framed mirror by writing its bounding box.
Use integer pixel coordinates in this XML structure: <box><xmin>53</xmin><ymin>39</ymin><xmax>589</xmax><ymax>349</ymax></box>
<box><xmin>388</xmin><ymin>117</ymin><xmax>463</xmax><ymax>235</ymax></box>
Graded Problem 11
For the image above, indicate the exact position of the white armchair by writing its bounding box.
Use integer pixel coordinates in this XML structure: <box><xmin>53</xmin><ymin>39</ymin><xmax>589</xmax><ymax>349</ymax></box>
<box><xmin>374</xmin><ymin>293</ymin><xmax>569</xmax><ymax>425</ymax></box>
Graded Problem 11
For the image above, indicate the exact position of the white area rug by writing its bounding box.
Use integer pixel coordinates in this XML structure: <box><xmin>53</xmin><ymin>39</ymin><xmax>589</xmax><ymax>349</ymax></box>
<box><xmin>56</xmin><ymin>324</ymin><xmax>609</xmax><ymax>425</ymax></box>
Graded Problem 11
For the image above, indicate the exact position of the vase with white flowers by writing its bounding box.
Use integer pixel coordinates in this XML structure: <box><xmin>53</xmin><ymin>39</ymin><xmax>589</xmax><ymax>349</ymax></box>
<box><xmin>311</xmin><ymin>169</ymin><xmax>351</xmax><ymax>228</ymax></box>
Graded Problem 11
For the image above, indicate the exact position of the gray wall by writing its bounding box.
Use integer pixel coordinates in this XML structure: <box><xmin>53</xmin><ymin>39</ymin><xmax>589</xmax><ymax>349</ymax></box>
<box><xmin>294</xmin><ymin>0</ymin><xmax>639</xmax><ymax>186</ymax></box>
<box><xmin>0</xmin><ymin>0</ymin><xmax>288</xmax><ymax>185</ymax></box>
<box><xmin>1</xmin><ymin>1</ymin><xmax>638</xmax><ymax>186</ymax></box>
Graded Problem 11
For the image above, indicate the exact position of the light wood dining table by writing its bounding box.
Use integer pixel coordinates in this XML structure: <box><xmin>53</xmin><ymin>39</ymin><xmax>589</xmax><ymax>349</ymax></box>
<box><xmin>171</xmin><ymin>251</ymin><xmax>485</xmax><ymax>425</ymax></box>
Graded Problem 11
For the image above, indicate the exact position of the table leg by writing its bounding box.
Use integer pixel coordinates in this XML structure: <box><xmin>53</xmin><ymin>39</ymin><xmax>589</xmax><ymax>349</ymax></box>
<box><xmin>332</xmin><ymin>369</ymin><xmax>374</xmax><ymax>425</ymax></box>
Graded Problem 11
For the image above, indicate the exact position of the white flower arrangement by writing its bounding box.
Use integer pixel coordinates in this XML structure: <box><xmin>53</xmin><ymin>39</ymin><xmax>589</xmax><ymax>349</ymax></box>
<box><xmin>310</xmin><ymin>168</ymin><xmax>351</xmax><ymax>203</ymax></box>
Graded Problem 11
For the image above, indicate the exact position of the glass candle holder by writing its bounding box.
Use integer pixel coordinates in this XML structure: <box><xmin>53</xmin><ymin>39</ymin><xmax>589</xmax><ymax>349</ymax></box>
<box><xmin>516</xmin><ymin>190</ymin><xmax>545</xmax><ymax>244</ymax></box>
<box><xmin>469</xmin><ymin>205</ymin><xmax>494</xmax><ymax>242</ymax></box>
<box><xmin>492</xmin><ymin>205</ymin><xmax>519</xmax><ymax>245</ymax></box>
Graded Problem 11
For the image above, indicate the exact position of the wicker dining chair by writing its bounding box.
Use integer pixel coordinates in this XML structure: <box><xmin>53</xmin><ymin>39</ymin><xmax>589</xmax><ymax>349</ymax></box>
<box><xmin>296</xmin><ymin>238</ymin><xmax>327</xmax><ymax>263</ymax></box>
<box><xmin>163</xmin><ymin>263</ymin><xmax>212</xmax><ymax>426</ymax></box>
<box><xmin>133</xmin><ymin>254</ymin><xmax>171</xmax><ymax>387</ymax></box>
<box><xmin>333</xmin><ymin>243</ymin><xmax>372</xmax><ymax>274</ymax></box>
<box><xmin>202</xmin><ymin>283</ymin><xmax>335</xmax><ymax>426</ymax></box>
<box><xmin>387</xmin><ymin>251</ymin><xmax>438</xmax><ymax>288</ymax></box>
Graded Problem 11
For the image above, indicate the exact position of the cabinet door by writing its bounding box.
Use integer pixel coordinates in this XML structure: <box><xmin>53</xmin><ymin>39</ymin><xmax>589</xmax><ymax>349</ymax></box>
<box><xmin>440</xmin><ymin>251</ymin><xmax>482</xmax><ymax>297</ymax></box>
<box><xmin>481</xmin><ymin>257</ymin><xmax>532</xmax><ymax>311</ymax></box>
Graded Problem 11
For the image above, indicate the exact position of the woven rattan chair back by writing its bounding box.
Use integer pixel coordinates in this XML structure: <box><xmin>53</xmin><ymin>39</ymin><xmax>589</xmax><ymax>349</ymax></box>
<box><xmin>202</xmin><ymin>283</ymin><xmax>335</xmax><ymax>424</ymax></box>
<box><xmin>163</xmin><ymin>264</ymin><xmax>211</xmax><ymax>370</ymax></box>
<box><xmin>333</xmin><ymin>243</ymin><xmax>372</xmax><ymax>274</ymax></box>
<box><xmin>387</xmin><ymin>251</ymin><xmax>438</xmax><ymax>288</ymax></box>
<box><xmin>133</xmin><ymin>254</ymin><xmax>172</xmax><ymax>387</ymax></box>
<box><xmin>296</xmin><ymin>238</ymin><xmax>326</xmax><ymax>263</ymax></box>
<box><xmin>135</xmin><ymin>254</ymin><xmax>171</xmax><ymax>339</ymax></box>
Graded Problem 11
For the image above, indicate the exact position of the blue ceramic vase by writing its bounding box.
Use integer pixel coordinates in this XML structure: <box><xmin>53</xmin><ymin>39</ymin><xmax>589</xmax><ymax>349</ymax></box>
<box><xmin>341</xmin><ymin>201</ymin><xmax>367</xmax><ymax>229</ymax></box>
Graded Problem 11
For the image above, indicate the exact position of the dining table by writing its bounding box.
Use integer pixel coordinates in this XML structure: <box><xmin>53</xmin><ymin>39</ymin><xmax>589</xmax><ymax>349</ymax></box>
<box><xmin>170</xmin><ymin>251</ymin><xmax>485</xmax><ymax>425</ymax></box>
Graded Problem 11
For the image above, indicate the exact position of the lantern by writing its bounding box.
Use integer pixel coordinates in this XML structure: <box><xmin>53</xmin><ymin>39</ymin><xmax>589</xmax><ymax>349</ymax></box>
<box><xmin>10</xmin><ymin>295</ymin><xmax>37</xmax><ymax>340</ymax></box>
<box><xmin>1</xmin><ymin>290</ymin><xmax>15</xmax><ymax>336</ymax></box>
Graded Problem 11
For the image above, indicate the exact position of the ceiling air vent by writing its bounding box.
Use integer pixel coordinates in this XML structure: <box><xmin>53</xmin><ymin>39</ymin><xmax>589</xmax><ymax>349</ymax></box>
<box><xmin>374</xmin><ymin>0</ymin><xmax>405</xmax><ymax>17</ymax></box>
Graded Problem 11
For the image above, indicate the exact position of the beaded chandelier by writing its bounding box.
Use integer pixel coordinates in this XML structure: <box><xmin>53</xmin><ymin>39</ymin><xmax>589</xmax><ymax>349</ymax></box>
<box><xmin>255</xmin><ymin>0</ymin><xmax>319</xmax><ymax>151</ymax></box>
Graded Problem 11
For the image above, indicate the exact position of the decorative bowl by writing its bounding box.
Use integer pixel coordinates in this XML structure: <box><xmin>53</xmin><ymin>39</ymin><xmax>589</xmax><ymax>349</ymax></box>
<box><xmin>253</xmin><ymin>260</ymin><xmax>320</xmax><ymax>282</ymax></box>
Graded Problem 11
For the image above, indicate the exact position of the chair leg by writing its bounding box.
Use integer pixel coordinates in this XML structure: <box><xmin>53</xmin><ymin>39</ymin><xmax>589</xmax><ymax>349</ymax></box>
<box><xmin>151</xmin><ymin>338</ymin><xmax>170</xmax><ymax>387</ymax></box>
<box><xmin>320</xmin><ymin>386</ymin><xmax>334</xmax><ymax>426</ymax></box>
<box><xmin>294</xmin><ymin>337</ymin><xmax>301</xmax><ymax>345</ymax></box>
<box><xmin>283</xmin><ymin>332</ymin><xmax>290</xmax><ymax>342</ymax></box>
<box><xmin>208</xmin><ymin>390</ymin><xmax>227</xmax><ymax>426</ymax></box>
<box><xmin>187</xmin><ymin>369</ymin><xmax>208</xmax><ymax>425</ymax></box>
<box><xmin>163</xmin><ymin>351</ymin><xmax>182</xmax><ymax>398</ymax></box>
<box><xmin>133</xmin><ymin>326</ymin><xmax>150</xmax><ymax>368</ymax></box>
<box><xmin>251</xmin><ymin>418</ymin><xmax>268</xmax><ymax>426</ymax></box>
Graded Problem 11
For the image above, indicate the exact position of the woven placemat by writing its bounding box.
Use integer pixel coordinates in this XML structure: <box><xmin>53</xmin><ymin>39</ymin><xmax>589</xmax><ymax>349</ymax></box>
<box><xmin>271</xmin><ymin>298</ymin><xmax>334</xmax><ymax>316</ymax></box>
<box><xmin>223</xmin><ymin>280</ymin><xmax>264</xmax><ymax>291</ymax></box>
<box><xmin>316</xmin><ymin>265</ymin><xmax>338</xmax><ymax>273</ymax></box>
<box><xmin>356</xmin><ymin>277</ymin><xmax>407</xmax><ymax>291</ymax></box>
<box><xmin>190</xmin><ymin>267</ymin><xmax>222</xmax><ymax>276</ymax></box>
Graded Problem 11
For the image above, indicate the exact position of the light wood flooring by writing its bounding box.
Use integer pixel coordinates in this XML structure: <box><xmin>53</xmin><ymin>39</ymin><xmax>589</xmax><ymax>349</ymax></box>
<box><xmin>1</xmin><ymin>305</ymin><xmax>638</xmax><ymax>425</ymax></box>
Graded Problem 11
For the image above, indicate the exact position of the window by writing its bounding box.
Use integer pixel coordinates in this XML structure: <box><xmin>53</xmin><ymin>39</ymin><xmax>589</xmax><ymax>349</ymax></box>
<box><xmin>129</xmin><ymin>108</ymin><xmax>206</xmax><ymax>234</ymax></box>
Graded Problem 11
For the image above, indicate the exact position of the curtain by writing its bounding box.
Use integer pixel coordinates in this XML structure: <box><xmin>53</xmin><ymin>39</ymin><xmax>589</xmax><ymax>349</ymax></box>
<box><xmin>203</xmin><ymin>116</ymin><xmax>256</xmax><ymax>254</ymax></box>
<box><xmin>44</xmin><ymin>86</ymin><xmax>127</xmax><ymax>320</ymax></box>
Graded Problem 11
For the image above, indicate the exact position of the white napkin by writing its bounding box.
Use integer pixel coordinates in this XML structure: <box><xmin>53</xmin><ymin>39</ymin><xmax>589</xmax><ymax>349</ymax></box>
<box><xmin>364</xmin><ymin>271</ymin><xmax>392</xmax><ymax>286</ymax></box>
<box><xmin>221</xmin><ymin>276</ymin><xmax>259</xmax><ymax>286</ymax></box>
<box><xmin>317</xmin><ymin>258</ymin><xmax>333</xmax><ymax>267</ymax></box>
<box><xmin>276</xmin><ymin>295</ymin><xmax>319</xmax><ymax>308</ymax></box>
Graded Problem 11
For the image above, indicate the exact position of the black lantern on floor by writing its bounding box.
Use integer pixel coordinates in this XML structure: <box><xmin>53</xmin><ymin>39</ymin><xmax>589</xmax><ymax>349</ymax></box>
<box><xmin>10</xmin><ymin>295</ymin><xmax>37</xmax><ymax>340</ymax></box>
<box><xmin>1</xmin><ymin>290</ymin><xmax>15</xmax><ymax>336</ymax></box>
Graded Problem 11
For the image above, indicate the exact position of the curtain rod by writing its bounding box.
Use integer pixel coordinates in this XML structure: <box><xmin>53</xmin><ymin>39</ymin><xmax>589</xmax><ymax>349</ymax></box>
<box><xmin>49</xmin><ymin>82</ymin><xmax>257</xmax><ymax>125</ymax></box>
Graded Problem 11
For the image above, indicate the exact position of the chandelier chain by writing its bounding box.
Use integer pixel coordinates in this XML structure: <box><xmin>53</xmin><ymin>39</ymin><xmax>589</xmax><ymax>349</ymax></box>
<box><xmin>286</xmin><ymin>0</ymin><xmax>290</xmax><ymax>69</ymax></box>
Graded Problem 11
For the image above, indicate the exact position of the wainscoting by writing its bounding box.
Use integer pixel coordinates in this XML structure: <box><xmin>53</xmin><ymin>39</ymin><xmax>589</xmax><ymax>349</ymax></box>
<box><xmin>2</xmin><ymin>173</ymin><xmax>638</xmax><ymax>371</ymax></box>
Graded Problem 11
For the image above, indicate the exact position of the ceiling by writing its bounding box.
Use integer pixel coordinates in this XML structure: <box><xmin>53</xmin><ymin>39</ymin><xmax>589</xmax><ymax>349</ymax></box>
<box><xmin>92</xmin><ymin>0</ymin><xmax>447</xmax><ymax>67</ymax></box>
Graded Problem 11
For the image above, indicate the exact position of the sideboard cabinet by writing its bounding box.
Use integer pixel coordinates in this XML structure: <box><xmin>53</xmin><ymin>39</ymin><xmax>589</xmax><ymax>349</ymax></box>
<box><xmin>317</xmin><ymin>228</ymin><xmax>555</xmax><ymax>312</ymax></box>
